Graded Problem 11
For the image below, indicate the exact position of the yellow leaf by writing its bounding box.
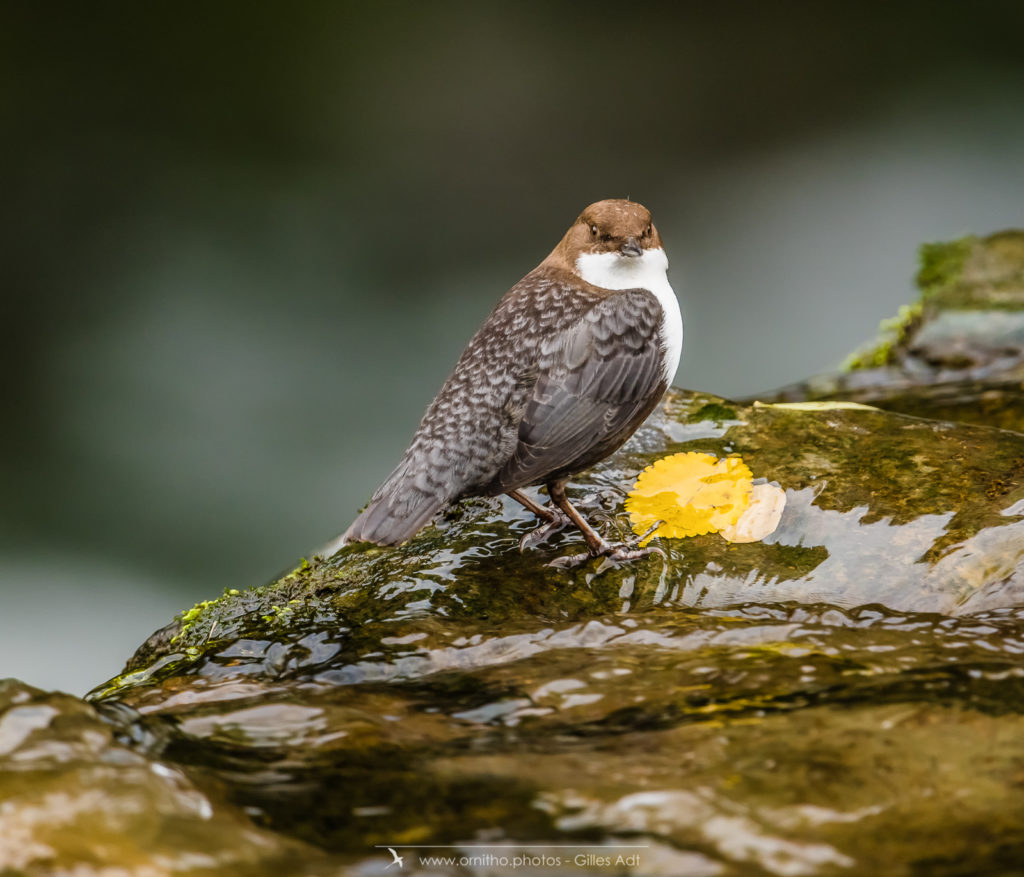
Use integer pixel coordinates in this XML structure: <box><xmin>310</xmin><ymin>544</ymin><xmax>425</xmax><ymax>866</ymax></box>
<box><xmin>626</xmin><ymin>452</ymin><xmax>754</xmax><ymax>543</ymax></box>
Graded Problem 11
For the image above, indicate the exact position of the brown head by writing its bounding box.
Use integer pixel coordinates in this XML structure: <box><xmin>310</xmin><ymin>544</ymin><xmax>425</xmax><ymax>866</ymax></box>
<box><xmin>543</xmin><ymin>199</ymin><xmax>664</xmax><ymax>272</ymax></box>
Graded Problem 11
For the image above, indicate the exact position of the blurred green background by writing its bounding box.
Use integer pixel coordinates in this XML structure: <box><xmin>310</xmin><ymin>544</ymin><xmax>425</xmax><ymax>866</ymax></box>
<box><xmin>3</xmin><ymin>2</ymin><xmax>1024</xmax><ymax>694</ymax></box>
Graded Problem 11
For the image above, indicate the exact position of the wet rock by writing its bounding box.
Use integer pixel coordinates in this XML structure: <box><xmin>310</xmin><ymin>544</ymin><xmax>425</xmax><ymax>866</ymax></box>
<box><xmin>0</xmin><ymin>678</ymin><xmax>336</xmax><ymax>875</ymax></box>
<box><xmin>120</xmin><ymin>387</ymin><xmax>1024</xmax><ymax>675</ymax></box>
<box><xmin>764</xmin><ymin>230</ymin><xmax>1024</xmax><ymax>430</ymax></box>
<box><xmin>80</xmin><ymin>380</ymin><xmax>1024</xmax><ymax>874</ymax></box>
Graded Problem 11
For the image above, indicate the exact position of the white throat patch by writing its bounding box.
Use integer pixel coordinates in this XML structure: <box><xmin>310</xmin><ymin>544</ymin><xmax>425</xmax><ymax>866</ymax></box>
<box><xmin>575</xmin><ymin>247</ymin><xmax>683</xmax><ymax>384</ymax></box>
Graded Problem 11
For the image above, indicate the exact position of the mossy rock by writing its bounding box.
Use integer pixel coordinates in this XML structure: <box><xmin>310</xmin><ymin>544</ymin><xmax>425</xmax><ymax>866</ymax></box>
<box><xmin>773</xmin><ymin>230</ymin><xmax>1024</xmax><ymax>431</ymax></box>
<box><xmin>845</xmin><ymin>230</ymin><xmax>1024</xmax><ymax>372</ymax></box>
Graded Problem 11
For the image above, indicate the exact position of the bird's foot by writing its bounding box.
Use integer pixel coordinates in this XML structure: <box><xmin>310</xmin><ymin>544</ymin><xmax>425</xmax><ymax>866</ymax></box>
<box><xmin>605</xmin><ymin>542</ymin><xmax>667</xmax><ymax>562</ymax></box>
<box><xmin>519</xmin><ymin>509</ymin><xmax>571</xmax><ymax>552</ymax></box>
<box><xmin>548</xmin><ymin>522</ymin><xmax>665</xmax><ymax>569</ymax></box>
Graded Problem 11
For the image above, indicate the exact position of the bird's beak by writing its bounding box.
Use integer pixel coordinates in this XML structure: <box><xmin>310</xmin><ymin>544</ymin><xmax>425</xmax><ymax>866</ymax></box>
<box><xmin>620</xmin><ymin>237</ymin><xmax>642</xmax><ymax>257</ymax></box>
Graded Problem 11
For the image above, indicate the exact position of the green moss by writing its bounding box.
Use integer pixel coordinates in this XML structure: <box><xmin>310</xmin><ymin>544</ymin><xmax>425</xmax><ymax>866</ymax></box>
<box><xmin>839</xmin><ymin>302</ymin><xmax>920</xmax><ymax>371</ymax></box>
<box><xmin>169</xmin><ymin>587</ymin><xmax>252</xmax><ymax>643</ymax></box>
<box><xmin>691</xmin><ymin>402</ymin><xmax>739</xmax><ymax>423</ymax></box>
<box><xmin>261</xmin><ymin>600</ymin><xmax>302</xmax><ymax>624</ymax></box>
<box><xmin>916</xmin><ymin>237</ymin><xmax>975</xmax><ymax>295</ymax></box>
<box><xmin>172</xmin><ymin>598</ymin><xmax>221</xmax><ymax>643</ymax></box>
<box><xmin>281</xmin><ymin>558</ymin><xmax>312</xmax><ymax>581</ymax></box>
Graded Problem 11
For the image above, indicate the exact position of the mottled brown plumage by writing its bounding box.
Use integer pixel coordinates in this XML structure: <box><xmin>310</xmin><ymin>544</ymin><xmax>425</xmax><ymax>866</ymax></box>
<box><xmin>328</xmin><ymin>199</ymin><xmax>680</xmax><ymax>563</ymax></box>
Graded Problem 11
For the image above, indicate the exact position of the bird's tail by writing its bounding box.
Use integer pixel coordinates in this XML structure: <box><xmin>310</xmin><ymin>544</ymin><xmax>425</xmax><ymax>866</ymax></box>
<box><xmin>318</xmin><ymin>458</ymin><xmax>450</xmax><ymax>557</ymax></box>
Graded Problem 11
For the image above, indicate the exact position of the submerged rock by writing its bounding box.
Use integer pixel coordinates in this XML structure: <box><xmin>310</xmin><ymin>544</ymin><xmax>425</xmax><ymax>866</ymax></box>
<box><xmin>766</xmin><ymin>230</ymin><xmax>1024</xmax><ymax>430</ymax></box>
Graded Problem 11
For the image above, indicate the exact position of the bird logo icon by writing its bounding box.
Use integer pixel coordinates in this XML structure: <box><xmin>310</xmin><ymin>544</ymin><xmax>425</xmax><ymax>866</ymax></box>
<box><xmin>385</xmin><ymin>847</ymin><xmax>404</xmax><ymax>870</ymax></box>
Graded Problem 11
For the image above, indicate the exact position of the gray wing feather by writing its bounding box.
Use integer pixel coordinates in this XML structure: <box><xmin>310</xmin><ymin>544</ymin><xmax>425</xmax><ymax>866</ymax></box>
<box><xmin>333</xmin><ymin>270</ymin><xmax>663</xmax><ymax>550</ymax></box>
<box><xmin>496</xmin><ymin>288</ymin><xmax>667</xmax><ymax>490</ymax></box>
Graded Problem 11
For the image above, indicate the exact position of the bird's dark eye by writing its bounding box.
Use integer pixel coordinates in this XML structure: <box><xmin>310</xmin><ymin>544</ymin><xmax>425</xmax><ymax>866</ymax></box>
<box><xmin>590</xmin><ymin>224</ymin><xmax>598</xmax><ymax>237</ymax></box>
<box><xmin>644</xmin><ymin>225</ymin><xmax>652</xmax><ymax>237</ymax></box>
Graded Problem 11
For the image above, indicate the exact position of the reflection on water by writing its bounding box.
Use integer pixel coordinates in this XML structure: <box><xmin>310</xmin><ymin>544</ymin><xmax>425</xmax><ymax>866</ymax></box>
<box><xmin>93</xmin><ymin>599</ymin><xmax>1024</xmax><ymax>873</ymax></box>
<box><xmin>679</xmin><ymin>486</ymin><xmax>960</xmax><ymax>610</ymax></box>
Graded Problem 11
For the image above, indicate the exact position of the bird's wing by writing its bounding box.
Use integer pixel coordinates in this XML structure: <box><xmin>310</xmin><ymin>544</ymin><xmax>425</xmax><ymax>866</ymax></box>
<box><xmin>496</xmin><ymin>287</ymin><xmax>668</xmax><ymax>490</ymax></box>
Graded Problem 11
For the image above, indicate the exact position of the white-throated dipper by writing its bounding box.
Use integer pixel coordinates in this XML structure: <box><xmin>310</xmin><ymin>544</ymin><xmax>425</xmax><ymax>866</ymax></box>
<box><xmin>324</xmin><ymin>199</ymin><xmax>682</xmax><ymax>563</ymax></box>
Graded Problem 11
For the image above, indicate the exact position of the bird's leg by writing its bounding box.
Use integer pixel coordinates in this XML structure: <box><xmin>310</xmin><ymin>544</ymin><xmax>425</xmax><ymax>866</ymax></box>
<box><xmin>506</xmin><ymin>488</ymin><xmax>560</xmax><ymax>522</ymax></box>
<box><xmin>548</xmin><ymin>481</ymin><xmax>664</xmax><ymax>567</ymax></box>
<box><xmin>506</xmin><ymin>488</ymin><xmax>570</xmax><ymax>551</ymax></box>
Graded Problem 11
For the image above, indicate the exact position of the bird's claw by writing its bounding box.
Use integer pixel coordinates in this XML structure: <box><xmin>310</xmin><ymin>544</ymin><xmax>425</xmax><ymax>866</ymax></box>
<box><xmin>519</xmin><ymin>510</ymin><xmax>571</xmax><ymax>552</ymax></box>
<box><xmin>547</xmin><ymin>552</ymin><xmax>591</xmax><ymax>569</ymax></box>
<box><xmin>605</xmin><ymin>543</ymin><xmax>666</xmax><ymax>562</ymax></box>
<box><xmin>548</xmin><ymin>524</ymin><xmax>666</xmax><ymax>569</ymax></box>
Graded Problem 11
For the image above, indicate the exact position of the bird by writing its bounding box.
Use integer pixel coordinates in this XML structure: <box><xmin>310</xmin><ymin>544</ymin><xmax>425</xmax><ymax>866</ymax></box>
<box><xmin>385</xmin><ymin>847</ymin><xmax>404</xmax><ymax>869</ymax></box>
<box><xmin>323</xmin><ymin>199</ymin><xmax>682</xmax><ymax>564</ymax></box>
